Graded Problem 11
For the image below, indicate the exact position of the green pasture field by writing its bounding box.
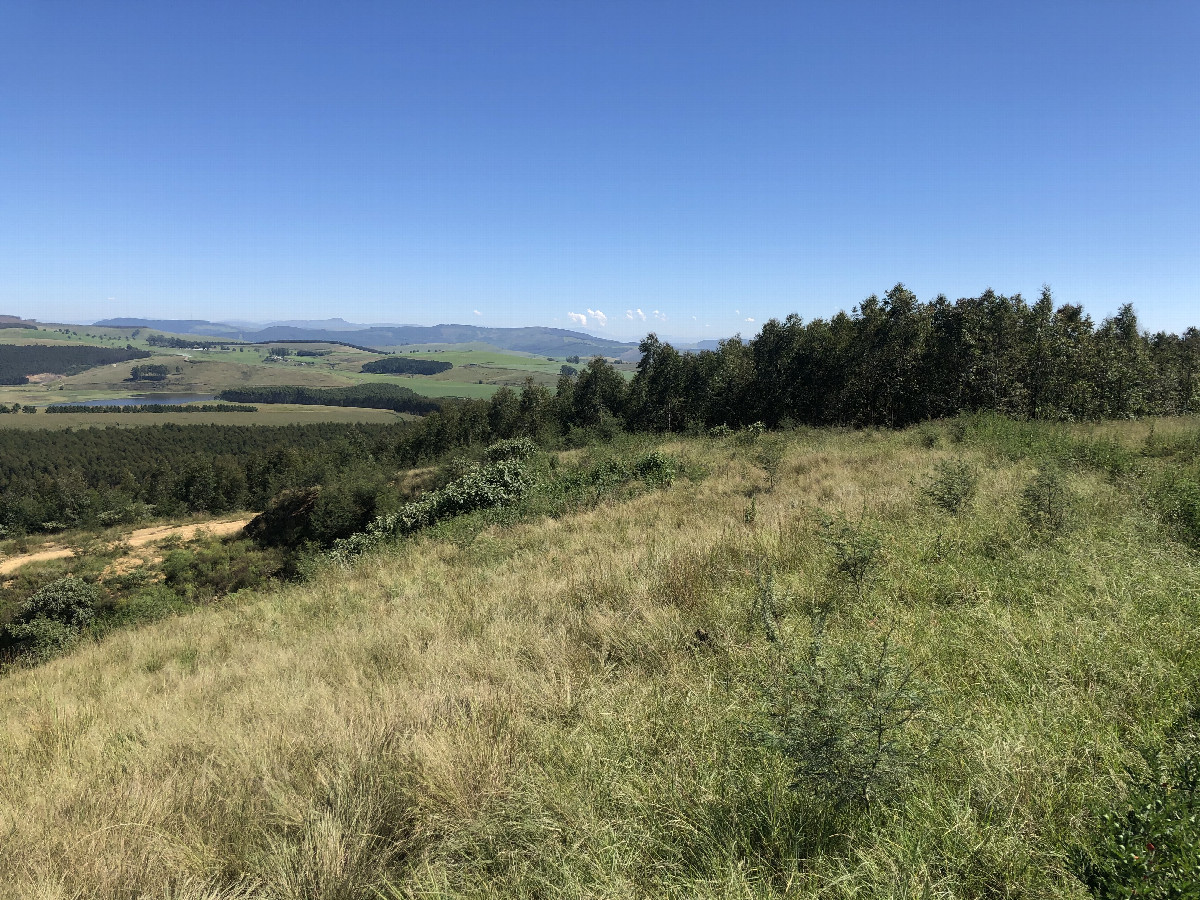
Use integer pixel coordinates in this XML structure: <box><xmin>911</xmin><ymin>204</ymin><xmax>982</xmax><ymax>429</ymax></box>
<box><xmin>2</xmin><ymin>326</ymin><xmax>637</xmax><ymax>408</ymax></box>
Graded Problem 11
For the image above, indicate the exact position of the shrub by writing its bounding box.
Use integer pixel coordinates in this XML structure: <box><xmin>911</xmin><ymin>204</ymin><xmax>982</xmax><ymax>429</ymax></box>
<box><xmin>5</xmin><ymin>577</ymin><xmax>98</xmax><ymax>656</ymax></box>
<box><xmin>1149</xmin><ymin>474</ymin><xmax>1200</xmax><ymax>548</ymax></box>
<box><xmin>482</xmin><ymin>437</ymin><xmax>538</xmax><ymax>464</ymax></box>
<box><xmin>923</xmin><ymin>458</ymin><xmax>979</xmax><ymax>514</ymax></box>
<box><xmin>821</xmin><ymin>514</ymin><xmax>881</xmax><ymax>591</ymax></box>
<box><xmin>915</xmin><ymin>421</ymin><xmax>942</xmax><ymax>449</ymax></box>
<box><xmin>1020</xmin><ymin>464</ymin><xmax>1073</xmax><ymax>533</ymax></box>
<box><xmin>755</xmin><ymin>577</ymin><xmax>933</xmax><ymax>813</ymax></box>
<box><xmin>755</xmin><ymin>435</ymin><xmax>786</xmax><ymax>490</ymax></box>
<box><xmin>335</xmin><ymin>458</ymin><xmax>534</xmax><ymax>558</ymax></box>
<box><xmin>1076</xmin><ymin>717</ymin><xmax>1200</xmax><ymax>897</ymax></box>
<box><xmin>634</xmin><ymin>450</ymin><xmax>676</xmax><ymax>487</ymax></box>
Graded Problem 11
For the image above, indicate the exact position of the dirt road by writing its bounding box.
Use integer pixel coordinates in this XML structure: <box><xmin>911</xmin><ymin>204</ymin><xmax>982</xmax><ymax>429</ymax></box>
<box><xmin>0</xmin><ymin>517</ymin><xmax>253</xmax><ymax>575</ymax></box>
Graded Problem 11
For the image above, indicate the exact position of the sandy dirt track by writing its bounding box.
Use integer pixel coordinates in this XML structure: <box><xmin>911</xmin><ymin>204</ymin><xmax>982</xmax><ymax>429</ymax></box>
<box><xmin>0</xmin><ymin>517</ymin><xmax>253</xmax><ymax>575</ymax></box>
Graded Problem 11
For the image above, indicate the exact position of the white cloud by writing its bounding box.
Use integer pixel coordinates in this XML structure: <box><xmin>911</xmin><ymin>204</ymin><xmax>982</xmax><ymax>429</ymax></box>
<box><xmin>745</xmin><ymin>317</ymin><xmax>755</xmax><ymax>323</ymax></box>
<box><xmin>635</xmin><ymin>308</ymin><xmax>646</xmax><ymax>321</ymax></box>
<box><xmin>652</xmin><ymin>310</ymin><xmax>667</xmax><ymax>322</ymax></box>
<box><xmin>567</xmin><ymin>312</ymin><xmax>587</xmax><ymax>326</ymax></box>
<box><xmin>625</xmin><ymin>310</ymin><xmax>634</xmax><ymax>320</ymax></box>
<box><xmin>473</xmin><ymin>309</ymin><xmax>482</xmax><ymax>316</ymax></box>
<box><xmin>586</xmin><ymin>308</ymin><xmax>608</xmax><ymax>327</ymax></box>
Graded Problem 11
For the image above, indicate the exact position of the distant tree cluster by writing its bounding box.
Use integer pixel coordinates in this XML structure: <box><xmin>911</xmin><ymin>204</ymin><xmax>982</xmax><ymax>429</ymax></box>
<box><xmin>45</xmin><ymin>403</ymin><xmax>257</xmax><ymax>414</ymax></box>
<box><xmin>129</xmin><ymin>364</ymin><xmax>170</xmax><ymax>381</ymax></box>
<box><xmin>217</xmin><ymin>383</ymin><xmax>440</xmax><ymax>415</ymax></box>
<box><xmin>0</xmin><ymin>344</ymin><xmax>150</xmax><ymax>384</ymax></box>
<box><xmin>146</xmin><ymin>334</ymin><xmax>239</xmax><ymax>350</ymax></box>
<box><xmin>360</xmin><ymin>357</ymin><xmax>453</xmax><ymax>375</ymax></box>
<box><xmin>295</xmin><ymin>349</ymin><xmax>333</xmax><ymax>357</ymax></box>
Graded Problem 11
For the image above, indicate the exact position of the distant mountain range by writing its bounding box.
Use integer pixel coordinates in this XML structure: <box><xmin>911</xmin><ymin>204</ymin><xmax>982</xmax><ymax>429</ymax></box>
<box><xmin>94</xmin><ymin>318</ymin><xmax>640</xmax><ymax>358</ymax></box>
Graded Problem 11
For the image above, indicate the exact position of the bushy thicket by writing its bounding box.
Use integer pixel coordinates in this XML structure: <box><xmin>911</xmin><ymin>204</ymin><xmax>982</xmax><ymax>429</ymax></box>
<box><xmin>331</xmin><ymin>445</ymin><xmax>536</xmax><ymax>557</ymax></box>
<box><xmin>2</xmin><ymin>577</ymin><xmax>98</xmax><ymax>657</ymax></box>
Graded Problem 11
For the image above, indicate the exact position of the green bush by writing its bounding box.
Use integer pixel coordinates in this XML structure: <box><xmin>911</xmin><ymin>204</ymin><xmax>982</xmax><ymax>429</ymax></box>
<box><xmin>1149</xmin><ymin>473</ymin><xmax>1200</xmax><ymax>548</ymax></box>
<box><xmin>1020</xmin><ymin>464</ymin><xmax>1074</xmax><ymax>533</ymax></box>
<box><xmin>336</xmin><ymin>458</ymin><xmax>534</xmax><ymax>558</ymax></box>
<box><xmin>634</xmin><ymin>450</ymin><xmax>677</xmax><ymax>487</ymax></box>
<box><xmin>4</xmin><ymin>577</ymin><xmax>98</xmax><ymax>657</ymax></box>
<box><xmin>821</xmin><ymin>515</ymin><xmax>881</xmax><ymax>591</ymax></box>
<box><xmin>162</xmin><ymin>540</ymin><xmax>287</xmax><ymax>601</ymax></box>
<box><xmin>1077</xmin><ymin>718</ymin><xmax>1200</xmax><ymax>897</ymax></box>
<box><xmin>923</xmin><ymin>458</ymin><xmax>979</xmax><ymax>514</ymax></box>
<box><xmin>755</xmin><ymin>577</ymin><xmax>934</xmax><ymax>815</ymax></box>
<box><xmin>482</xmin><ymin>437</ymin><xmax>538</xmax><ymax>464</ymax></box>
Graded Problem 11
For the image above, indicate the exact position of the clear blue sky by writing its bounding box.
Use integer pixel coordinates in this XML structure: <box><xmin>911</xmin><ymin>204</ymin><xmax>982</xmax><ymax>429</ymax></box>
<box><xmin>2</xmin><ymin>1</ymin><xmax>1197</xmax><ymax>341</ymax></box>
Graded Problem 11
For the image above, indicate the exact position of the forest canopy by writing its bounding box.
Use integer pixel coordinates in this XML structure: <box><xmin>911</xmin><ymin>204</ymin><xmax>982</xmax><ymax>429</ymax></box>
<box><xmin>360</xmin><ymin>357</ymin><xmax>453</xmax><ymax>376</ymax></box>
<box><xmin>0</xmin><ymin>344</ymin><xmax>151</xmax><ymax>385</ymax></box>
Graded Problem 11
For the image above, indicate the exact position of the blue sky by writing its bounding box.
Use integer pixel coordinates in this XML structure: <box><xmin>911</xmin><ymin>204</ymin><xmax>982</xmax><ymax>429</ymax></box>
<box><xmin>2</xmin><ymin>1</ymin><xmax>1197</xmax><ymax>341</ymax></box>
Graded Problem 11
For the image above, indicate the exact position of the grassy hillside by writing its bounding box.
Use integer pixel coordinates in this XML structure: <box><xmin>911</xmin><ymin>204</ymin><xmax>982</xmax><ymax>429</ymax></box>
<box><xmin>1</xmin><ymin>419</ymin><xmax>1198</xmax><ymax>896</ymax></box>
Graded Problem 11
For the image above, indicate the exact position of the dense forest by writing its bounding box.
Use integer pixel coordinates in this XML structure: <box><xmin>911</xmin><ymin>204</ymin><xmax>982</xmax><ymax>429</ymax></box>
<box><xmin>0</xmin><ymin>344</ymin><xmax>151</xmax><ymax>384</ymax></box>
<box><xmin>623</xmin><ymin>287</ymin><xmax>1199</xmax><ymax>430</ymax></box>
<box><xmin>360</xmin><ymin>357</ymin><xmax>453</xmax><ymax>375</ymax></box>
<box><xmin>216</xmin><ymin>383</ymin><xmax>441</xmax><ymax>414</ymax></box>
<box><xmin>0</xmin><ymin>422</ymin><xmax>413</xmax><ymax>535</ymax></box>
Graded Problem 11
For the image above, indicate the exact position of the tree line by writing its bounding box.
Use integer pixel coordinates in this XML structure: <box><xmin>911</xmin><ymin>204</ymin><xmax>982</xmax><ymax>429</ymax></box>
<box><xmin>623</xmin><ymin>286</ymin><xmax>1198</xmax><ymax>430</ymax></box>
<box><xmin>45</xmin><ymin>403</ymin><xmax>258</xmax><ymax>414</ymax></box>
<box><xmin>217</xmin><ymin>383</ymin><xmax>441</xmax><ymax>414</ymax></box>
<box><xmin>0</xmin><ymin>422</ymin><xmax>413</xmax><ymax>534</ymax></box>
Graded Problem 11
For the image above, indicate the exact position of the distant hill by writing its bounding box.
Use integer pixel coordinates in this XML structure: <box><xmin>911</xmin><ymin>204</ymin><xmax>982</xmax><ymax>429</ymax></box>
<box><xmin>94</xmin><ymin>318</ymin><xmax>243</xmax><ymax>338</ymax></box>
<box><xmin>94</xmin><ymin>318</ymin><xmax>637</xmax><ymax>358</ymax></box>
<box><xmin>0</xmin><ymin>315</ymin><xmax>38</xmax><ymax>330</ymax></box>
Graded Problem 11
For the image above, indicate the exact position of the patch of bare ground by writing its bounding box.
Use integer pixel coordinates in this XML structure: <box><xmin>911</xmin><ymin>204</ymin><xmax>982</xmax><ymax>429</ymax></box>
<box><xmin>0</xmin><ymin>517</ymin><xmax>252</xmax><ymax>575</ymax></box>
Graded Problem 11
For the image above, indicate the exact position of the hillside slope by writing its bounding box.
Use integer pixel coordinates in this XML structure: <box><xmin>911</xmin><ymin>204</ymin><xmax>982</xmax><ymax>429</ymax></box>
<box><xmin>1</xmin><ymin>422</ymin><xmax>1199</xmax><ymax>897</ymax></box>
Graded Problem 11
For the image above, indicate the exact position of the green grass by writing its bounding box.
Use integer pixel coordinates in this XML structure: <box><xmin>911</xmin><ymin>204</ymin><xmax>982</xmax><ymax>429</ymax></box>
<box><xmin>2</xmin><ymin>419</ymin><xmax>1200</xmax><ymax>897</ymax></box>
<box><xmin>0</xmin><ymin>420</ymin><xmax>1190</xmax><ymax>897</ymax></box>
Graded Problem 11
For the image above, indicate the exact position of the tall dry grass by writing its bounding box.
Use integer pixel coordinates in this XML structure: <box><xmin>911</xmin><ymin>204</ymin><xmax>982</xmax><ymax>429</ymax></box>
<box><xmin>1</xmin><ymin>423</ymin><xmax>1198</xmax><ymax>897</ymax></box>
